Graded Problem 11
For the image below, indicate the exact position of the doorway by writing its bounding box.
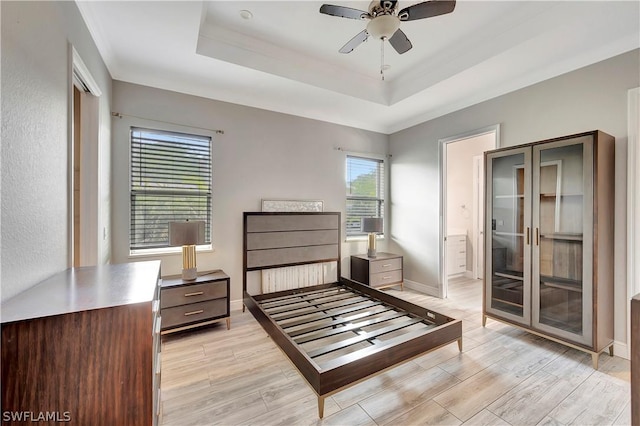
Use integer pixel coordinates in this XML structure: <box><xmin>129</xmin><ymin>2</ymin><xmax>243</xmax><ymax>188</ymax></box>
<box><xmin>70</xmin><ymin>47</ymin><xmax>102</xmax><ymax>267</ymax></box>
<box><xmin>440</xmin><ymin>125</ymin><xmax>499</xmax><ymax>298</ymax></box>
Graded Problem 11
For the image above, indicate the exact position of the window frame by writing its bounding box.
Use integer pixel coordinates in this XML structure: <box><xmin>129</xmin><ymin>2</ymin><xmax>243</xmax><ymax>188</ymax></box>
<box><xmin>345</xmin><ymin>152</ymin><xmax>387</xmax><ymax>241</ymax></box>
<box><xmin>128</xmin><ymin>125</ymin><xmax>214</xmax><ymax>256</ymax></box>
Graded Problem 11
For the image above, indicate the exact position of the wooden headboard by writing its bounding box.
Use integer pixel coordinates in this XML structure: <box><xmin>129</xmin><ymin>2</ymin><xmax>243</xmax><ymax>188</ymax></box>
<box><xmin>242</xmin><ymin>212</ymin><xmax>341</xmax><ymax>296</ymax></box>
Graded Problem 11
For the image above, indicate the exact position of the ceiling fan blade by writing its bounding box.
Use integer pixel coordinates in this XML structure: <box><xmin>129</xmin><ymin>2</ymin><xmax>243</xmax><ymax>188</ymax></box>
<box><xmin>339</xmin><ymin>29</ymin><xmax>369</xmax><ymax>53</ymax></box>
<box><xmin>388</xmin><ymin>29</ymin><xmax>412</xmax><ymax>54</ymax></box>
<box><xmin>320</xmin><ymin>4</ymin><xmax>369</xmax><ymax>20</ymax></box>
<box><xmin>398</xmin><ymin>0</ymin><xmax>456</xmax><ymax>21</ymax></box>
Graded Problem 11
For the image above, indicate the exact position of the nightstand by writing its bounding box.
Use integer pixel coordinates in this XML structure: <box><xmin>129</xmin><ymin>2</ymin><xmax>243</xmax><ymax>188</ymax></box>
<box><xmin>350</xmin><ymin>252</ymin><xmax>403</xmax><ymax>290</ymax></box>
<box><xmin>161</xmin><ymin>270</ymin><xmax>230</xmax><ymax>334</ymax></box>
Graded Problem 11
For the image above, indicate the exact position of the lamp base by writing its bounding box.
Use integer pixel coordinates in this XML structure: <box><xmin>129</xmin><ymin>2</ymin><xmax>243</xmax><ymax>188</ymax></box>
<box><xmin>181</xmin><ymin>245</ymin><xmax>197</xmax><ymax>280</ymax></box>
<box><xmin>367</xmin><ymin>233</ymin><xmax>377</xmax><ymax>258</ymax></box>
<box><xmin>182</xmin><ymin>267</ymin><xmax>197</xmax><ymax>281</ymax></box>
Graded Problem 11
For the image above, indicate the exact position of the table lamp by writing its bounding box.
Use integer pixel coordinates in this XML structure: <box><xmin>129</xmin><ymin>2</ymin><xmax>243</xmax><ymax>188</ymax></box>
<box><xmin>361</xmin><ymin>217</ymin><xmax>383</xmax><ymax>258</ymax></box>
<box><xmin>169</xmin><ymin>220</ymin><xmax>205</xmax><ymax>280</ymax></box>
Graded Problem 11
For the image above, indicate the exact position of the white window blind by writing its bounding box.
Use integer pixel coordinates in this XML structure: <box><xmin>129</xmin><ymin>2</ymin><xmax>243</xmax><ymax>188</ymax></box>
<box><xmin>130</xmin><ymin>127</ymin><xmax>212</xmax><ymax>251</ymax></box>
<box><xmin>346</xmin><ymin>155</ymin><xmax>385</xmax><ymax>237</ymax></box>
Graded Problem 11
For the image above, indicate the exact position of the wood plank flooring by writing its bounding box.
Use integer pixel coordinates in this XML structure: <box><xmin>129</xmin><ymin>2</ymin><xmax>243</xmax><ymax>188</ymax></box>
<box><xmin>160</xmin><ymin>277</ymin><xmax>631</xmax><ymax>425</ymax></box>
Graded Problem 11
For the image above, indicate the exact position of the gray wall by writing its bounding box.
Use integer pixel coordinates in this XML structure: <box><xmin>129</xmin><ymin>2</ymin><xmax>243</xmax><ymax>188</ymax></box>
<box><xmin>111</xmin><ymin>81</ymin><xmax>389</xmax><ymax>303</ymax></box>
<box><xmin>389</xmin><ymin>49</ymin><xmax>640</xmax><ymax>347</ymax></box>
<box><xmin>1</xmin><ymin>1</ymin><xmax>113</xmax><ymax>301</ymax></box>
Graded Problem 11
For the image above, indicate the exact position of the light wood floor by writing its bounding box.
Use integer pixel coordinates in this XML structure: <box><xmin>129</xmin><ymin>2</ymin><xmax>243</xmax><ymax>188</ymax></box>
<box><xmin>160</xmin><ymin>277</ymin><xmax>631</xmax><ymax>425</ymax></box>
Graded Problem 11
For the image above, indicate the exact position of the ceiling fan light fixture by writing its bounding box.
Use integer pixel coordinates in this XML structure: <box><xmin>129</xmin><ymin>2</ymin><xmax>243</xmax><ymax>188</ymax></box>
<box><xmin>366</xmin><ymin>15</ymin><xmax>400</xmax><ymax>39</ymax></box>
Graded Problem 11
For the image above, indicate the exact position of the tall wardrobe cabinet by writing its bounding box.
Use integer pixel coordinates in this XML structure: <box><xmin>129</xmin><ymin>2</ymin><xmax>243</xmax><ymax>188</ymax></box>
<box><xmin>483</xmin><ymin>130</ymin><xmax>614</xmax><ymax>368</ymax></box>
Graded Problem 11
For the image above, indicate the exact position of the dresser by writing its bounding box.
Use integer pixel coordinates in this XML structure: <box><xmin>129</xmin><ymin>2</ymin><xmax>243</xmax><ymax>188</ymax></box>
<box><xmin>351</xmin><ymin>252</ymin><xmax>403</xmax><ymax>290</ymax></box>
<box><xmin>447</xmin><ymin>234</ymin><xmax>467</xmax><ymax>276</ymax></box>
<box><xmin>1</xmin><ymin>261</ymin><xmax>162</xmax><ymax>425</ymax></box>
<box><xmin>161</xmin><ymin>270</ymin><xmax>230</xmax><ymax>333</ymax></box>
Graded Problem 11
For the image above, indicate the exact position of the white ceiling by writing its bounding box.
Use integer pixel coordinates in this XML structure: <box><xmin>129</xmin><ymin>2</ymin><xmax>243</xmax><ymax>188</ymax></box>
<box><xmin>76</xmin><ymin>1</ymin><xmax>640</xmax><ymax>134</ymax></box>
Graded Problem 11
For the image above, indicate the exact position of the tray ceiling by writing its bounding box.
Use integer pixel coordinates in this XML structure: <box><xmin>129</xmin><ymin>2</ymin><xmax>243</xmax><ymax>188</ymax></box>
<box><xmin>76</xmin><ymin>1</ymin><xmax>639</xmax><ymax>134</ymax></box>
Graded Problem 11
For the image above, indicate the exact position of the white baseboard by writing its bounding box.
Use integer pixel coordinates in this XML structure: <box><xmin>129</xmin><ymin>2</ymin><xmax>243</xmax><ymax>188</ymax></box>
<box><xmin>230</xmin><ymin>299</ymin><xmax>244</xmax><ymax>312</ymax></box>
<box><xmin>613</xmin><ymin>340</ymin><xmax>629</xmax><ymax>360</ymax></box>
<box><xmin>403</xmin><ymin>279</ymin><xmax>439</xmax><ymax>297</ymax></box>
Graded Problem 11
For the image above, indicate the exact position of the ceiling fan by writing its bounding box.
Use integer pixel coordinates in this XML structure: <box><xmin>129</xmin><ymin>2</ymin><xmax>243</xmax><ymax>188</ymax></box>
<box><xmin>319</xmin><ymin>0</ymin><xmax>456</xmax><ymax>56</ymax></box>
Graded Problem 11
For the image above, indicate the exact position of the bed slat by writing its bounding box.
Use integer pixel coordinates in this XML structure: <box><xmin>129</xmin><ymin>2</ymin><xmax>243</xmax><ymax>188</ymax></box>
<box><xmin>286</xmin><ymin>307</ymin><xmax>397</xmax><ymax>338</ymax></box>
<box><xmin>318</xmin><ymin>324</ymin><xmax>447</xmax><ymax>372</ymax></box>
<box><xmin>258</xmin><ymin>286</ymin><xmax>339</xmax><ymax>305</ymax></box>
<box><xmin>272</xmin><ymin>296</ymin><xmax>369</xmax><ymax>322</ymax></box>
<box><xmin>294</xmin><ymin>311</ymin><xmax>410</xmax><ymax>344</ymax></box>
<box><xmin>264</xmin><ymin>293</ymin><xmax>363</xmax><ymax>315</ymax></box>
<box><xmin>261</xmin><ymin>288</ymin><xmax>348</xmax><ymax>310</ymax></box>
<box><xmin>307</xmin><ymin>317</ymin><xmax>426</xmax><ymax>358</ymax></box>
<box><xmin>279</xmin><ymin>300</ymin><xmax>383</xmax><ymax>329</ymax></box>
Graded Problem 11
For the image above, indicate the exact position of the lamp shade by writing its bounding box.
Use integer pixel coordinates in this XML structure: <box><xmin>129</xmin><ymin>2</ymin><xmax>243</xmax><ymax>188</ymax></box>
<box><xmin>169</xmin><ymin>221</ymin><xmax>205</xmax><ymax>246</ymax></box>
<box><xmin>361</xmin><ymin>217</ymin><xmax>383</xmax><ymax>234</ymax></box>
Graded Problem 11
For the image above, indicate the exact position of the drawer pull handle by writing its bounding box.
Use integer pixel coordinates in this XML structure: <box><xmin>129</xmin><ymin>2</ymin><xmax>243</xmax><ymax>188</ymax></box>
<box><xmin>184</xmin><ymin>291</ymin><xmax>204</xmax><ymax>297</ymax></box>
<box><xmin>383</xmin><ymin>276</ymin><xmax>391</xmax><ymax>280</ymax></box>
<box><xmin>184</xmin><ymin>309</ymin><xmax>204</xmax><ymax>316</ymax></box>
<box><xmin>382</xmin><ymin>264</ymin><xmax>392</xmax><ymax>267</ymax></box>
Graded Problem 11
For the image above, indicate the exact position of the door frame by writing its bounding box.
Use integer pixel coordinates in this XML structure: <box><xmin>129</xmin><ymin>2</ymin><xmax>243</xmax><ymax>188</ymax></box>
<box><xmin>627</xmin><ymin>87</ymin><xmax>640</xmax><ymax>358</ymax></box>
<box><xmin>472</xmin><ymin>155</ymin><xmax>484</xmax><ymax>280</ymax></box>
<box><xmin>439</xmin><ymin>124</ymin><xmax>500</xmax><ymax>298</ymax></box>
<box><xmin>69</xmin><ymin>45</ymin><xmax>102</xmax><ymax>267</ymax></box>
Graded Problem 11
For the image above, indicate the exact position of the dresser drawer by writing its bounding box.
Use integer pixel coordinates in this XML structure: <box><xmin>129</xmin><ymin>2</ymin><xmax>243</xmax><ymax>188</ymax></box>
<box><xmin>370</xmin><ymin>269</ymin><xmax>403</xmax><ymax>288</ymax></box>
<box><xmin>449</xmin><ymin>235</ymin><xmax>466</xmax><ymax>245</ymax></box>
<box><xmin>369</xmin><ymin>257</ymin><xmax>402</xmax><ymax>274</ymax></box>
<box><xmin>161</xmin><ymin>299</ymin><xmax>227</xmax><ymax>330</ymax></box>
<box><xmin>161</xmin><ymin>280</ymin><xmax>227</xmax><ymax>309</ymax></box>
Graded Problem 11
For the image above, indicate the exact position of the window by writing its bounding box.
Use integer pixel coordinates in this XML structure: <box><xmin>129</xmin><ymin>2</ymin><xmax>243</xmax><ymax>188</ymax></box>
<box><xmin>346</xmin><ymin>155</ymin><xmax>385</xmax><ymax>237</ymax></box>
<box><xmin>130</xmin><ymin>127</ymin><xmax>212</xmax><ymax>251</ymax></box>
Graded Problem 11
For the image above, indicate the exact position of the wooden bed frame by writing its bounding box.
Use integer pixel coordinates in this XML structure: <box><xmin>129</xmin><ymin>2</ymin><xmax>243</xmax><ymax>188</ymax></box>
<box><xmin>242</xmin><ymin>212</ymin><xmax>462</xmax><ymax>418</ymax></box>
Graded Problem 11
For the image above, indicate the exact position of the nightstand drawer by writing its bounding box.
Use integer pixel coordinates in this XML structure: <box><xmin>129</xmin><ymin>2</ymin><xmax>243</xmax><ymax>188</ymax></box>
<box><xmin>161</xmin><ymin>299</ymin><xmax>227</xmax><ymax>330</ymax></box>
<box><xmin>369</xmin><ymin>257</ymin><xmax>402</xmax><ymax>274</ymax></box>
<box><xmin>161</xmin><ymin>281</ymin><xmax>227</xmax><ymax>309</ymax></box>
<box><xmin>370</xmin><ymin>270</ymin><xmax>403</xmax><ymax>287</ymax></box>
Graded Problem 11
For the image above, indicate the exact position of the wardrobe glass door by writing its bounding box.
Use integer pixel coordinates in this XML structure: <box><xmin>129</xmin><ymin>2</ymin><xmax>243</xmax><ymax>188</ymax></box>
<box><xmin>532</xmin><ymin>136</ymin><xmax>593</xmax><ymax>345</ymax></box>
<box><xmin>485</xmin><ymin>148</ymin><xmax>531</xmax><ymax>326</ymax></box>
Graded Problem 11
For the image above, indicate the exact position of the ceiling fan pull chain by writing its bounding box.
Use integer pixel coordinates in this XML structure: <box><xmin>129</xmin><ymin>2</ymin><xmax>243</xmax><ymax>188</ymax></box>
<box><xmin>380</xmin><ymin>39</ymin><xmax>385</xmax><ymax>81</ymax></box>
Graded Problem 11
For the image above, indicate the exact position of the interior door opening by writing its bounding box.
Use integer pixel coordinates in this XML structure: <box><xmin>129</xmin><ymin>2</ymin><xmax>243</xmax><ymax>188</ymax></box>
<box><xmin>72</xmin><ymin>85</ymin><xmax>82</xmax><ymax>267</ymax></box>
<box><xmin>70</xmin><ymin>47</ymin><xmax>102</xmax><ymax>267</ymax></box>
<box><xmin>440</xmin><ymin>126</ymin><xmax>499</xmax><ymax>299</ymax></box>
